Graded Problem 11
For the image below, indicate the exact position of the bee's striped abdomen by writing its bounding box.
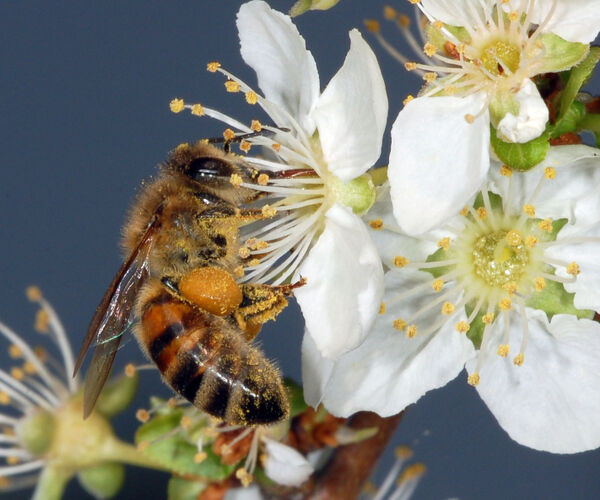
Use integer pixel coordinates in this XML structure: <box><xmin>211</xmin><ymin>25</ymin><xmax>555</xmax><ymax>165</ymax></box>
<box><xmin>138</xmin><ymin>285</ymin><xmax>288</xmax><ymax>425</ymax></box>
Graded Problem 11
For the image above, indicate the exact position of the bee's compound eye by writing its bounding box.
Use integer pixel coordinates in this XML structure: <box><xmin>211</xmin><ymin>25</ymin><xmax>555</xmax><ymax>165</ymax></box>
<box><xmin>184</xmin><ymin>157</ymin><xmax>234</xmax><ymax>182</ymax></box>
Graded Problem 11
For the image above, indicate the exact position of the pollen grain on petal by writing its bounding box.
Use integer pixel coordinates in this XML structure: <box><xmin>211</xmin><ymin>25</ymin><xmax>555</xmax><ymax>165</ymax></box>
<box><xmin>467</xmin><ymin>372</ymin><xmax>480</xmax><ymax>386</ymax></box>
<box><xmin>513</xmin><ymin>353</ymin><xmax>524</xmax><ymax>366</ymax></box>
<box><xmin>393</xmin><ymin>318</ymin><xmax>406</xmax><ymax>331</ymax></box>
<box><xmin>567</xmin><ymin>262</ymin><xmax>580</xmax><ymax>276</ymax></box>
<box><xmin>406</xmin><ymin>325</ymin><xmax>418</xmax><ymax>338</ymax></box>
<box><xmin>207</xmin><ymin>61</ymin><xmax>221</xmax><ymax>72</ymax></box>
<box><xmin>379</xmin><ymin>302</ymin><xmax>386</xmax><ymax>314</ymax></box>
<box><xmin>441</xmin><ymin>302</ymin><xmax>455</xmax><ymax>315</ymax></box>
<box><xmin>534</xmin><ymin>276</ymin><xmax>546</xmax><ymax>291</ymax></box>
<box><xmin>437</xmin><ymin>237</ymin><xmax>450</xmax><ymax>250</ymax></box>
<box><xmin>482</xmin><ymin>312</ymin><xmax>495</xmax><ymax>325</ymax></box>
<box><xmin>497</xmin><ymin>344</ymin><xmax>510</xmax><ymax>357</ymax></box>
<box><xmin>169</xmin><ymin>98</ymin><xmax>185</xmax><ymax>113</ymax></box>
<box><xmin>394</xmin><ymin>256</ymin><xmax>409</xmax><ymax>268</ymax></box>
<box><xmin>455</xmin><ymin>321</ymin><xmax>470</xmax><ymax>333</ymax></box>
<box><xmin>499</xmin><ymin>298</ymin><xmax>512</xmax><ymax>311</ymax></box>
<box><xmin>500</xmin><ymin>165</ymin><xmax>513</xmax><ymax>177</ymax></box>
<box><xmin>432</xmin><ymin>279</ymin><xmax>444</xmax><ymax>292</ymax></box>
<box><xmin>369</xmin><ymin>218</ymin><xmax>384</xmax><ymax>230</ymax></box>
<box><xmin>544</xmin><ymin>167</ymin><xmax>556</xmax><ymax>179</ymax></box>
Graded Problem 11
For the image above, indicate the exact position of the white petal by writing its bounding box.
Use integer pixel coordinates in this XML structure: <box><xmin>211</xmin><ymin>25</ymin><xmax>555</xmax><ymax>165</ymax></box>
<box><xmin>312</xmin><ymin>30</ymin><xmax>388</xmax><ymax>182</ymax></box>
<box><xmin>262</xmin><ymin>439</ymin><xmax>314</xmax><ymax>487</ymax></box>
<box><xmin>529</xmin><ymin>0</ymin><xmax>600</xmax><ymax>43</ymax></box>
<box><xmin>496</xmin><ymin>79</ymin><xmax>549</xmax><ymax>143</ymax></box>
<box><xmin>388</xmin><ymin>95</ymin><xmax>490</xmax><ymax>235</ymax></box>
<box><xmin>237</xmin><ymin>1</ymin><xmax>319</xmax><ymax>133</ymax></box>
<box><xmin>420</xmin><ymin>0</ymin><xmax>495</xmax><ymax>27</ymax></box>
<box><xmin>302</xmin><ymin>270</ymin><xmax>475</xmax><ymax>416</ymax></box>
<box><xmin>294</xmin><ymin>204</ymin><xmax>384</xmax><ymax>359</ymax></box>
<box><xmin>467</xmin><ymin>309</ymin><xmax>600</xmax><ymax>453</ymax></box>
<box><xmin>224</xmin><ymin>486</ymin><xmax>263</xmax><ymax>500</ymax></box>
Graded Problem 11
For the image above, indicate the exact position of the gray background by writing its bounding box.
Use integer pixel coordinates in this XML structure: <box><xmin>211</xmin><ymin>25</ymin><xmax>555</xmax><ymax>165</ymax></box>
<box><xmin>1</xmin><ymin>1</ymin><xmax>599</xmax><ymax>498</ymax></box>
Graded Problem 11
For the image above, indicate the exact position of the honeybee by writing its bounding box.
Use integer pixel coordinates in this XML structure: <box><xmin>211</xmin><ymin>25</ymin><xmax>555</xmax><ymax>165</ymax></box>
<box><xmin>74</xmin><ymin>140</ymin><xmax>302</xmax><ymax>426</ymax></box>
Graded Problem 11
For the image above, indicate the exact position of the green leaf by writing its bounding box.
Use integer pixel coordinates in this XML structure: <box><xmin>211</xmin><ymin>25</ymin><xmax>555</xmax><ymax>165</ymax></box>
<box><xmin>538</xmin><ymin>33</ymin><xmax>589</xmax><ymax>73</ymax></box>
<box><xmin>490</xmin><ymin>126</ymin><xmax>549</xmax><ymax>171</ymax></box>
<box><xmin>167</xmin><ymin>477</ymin><xmax>206</xmax><ymax>500</ymax></box>
<box><xmin>550</xmin><ymin>101</ymin><xmax>585</xmax><ymax>138</ymax></box>
<box><xmin>285</xmin><ymin>378</ymin><xmax>308</xmax><ymax>418</ymax></box>
<box><xmin>96</xmin><ymin>371</ymin><xmax>139</xmax><ymax>418</ymax></box>
<box><xmin>525</xmin><ymin>275</ymin><xmax>593</xmax><ymax>321</ymax></box>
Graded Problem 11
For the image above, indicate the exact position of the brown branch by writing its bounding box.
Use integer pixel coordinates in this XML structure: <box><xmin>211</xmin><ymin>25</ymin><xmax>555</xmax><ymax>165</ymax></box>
<box><xmin>303</xmin><ymin>411</ymin><xmax>404</xmax><ymax>500</ymax></box>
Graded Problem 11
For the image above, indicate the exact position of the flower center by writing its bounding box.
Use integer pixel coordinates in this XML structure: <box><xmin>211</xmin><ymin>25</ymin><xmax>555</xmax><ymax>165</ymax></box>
<box><xmin>472</xmin><ymin>230</ymin><xmax>529</xmax><ymax>288</ymax></box>
<box><xmin>479</xmin><ymin>39</ymin><xmax>521</xmax><ymax>76</ymax></box>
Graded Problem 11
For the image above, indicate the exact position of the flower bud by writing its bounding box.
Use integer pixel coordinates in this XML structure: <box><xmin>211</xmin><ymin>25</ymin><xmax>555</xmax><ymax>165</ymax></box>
<box><xmin>95</xmin><ymin>370</ymin><xmax>139</xmax><ymax>418</ymax></box>
<box><xmin>330</xmin><ymin>173</ymin><xmax>377</xmax><ymax>216</ymax></box>
<box><xmin>17</xmin><ymin>409</ymin><xmax>55</xmax><ymax>455</ymax></box>
<box><xmin>77</xmin><ymin>462</ymin><xmax>125</xmax><ymax>499</ymax></box>
<box><xmin>289</xmin><ymin>0</ymin><xmax>340</xmax><ymax>17</ymax></box>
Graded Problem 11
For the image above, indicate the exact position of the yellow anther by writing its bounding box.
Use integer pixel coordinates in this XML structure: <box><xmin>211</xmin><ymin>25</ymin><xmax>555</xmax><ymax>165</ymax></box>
<box><xmin>534</xmin><ymin>277</ymin><xmax>546</xmax><ymax>291</ymax></box>
<box><xmin>507</xmin><ymin>11</ymin><xmax>519</xmax><ymax>21</ymax></box>
<box><xmin>482</xmin><ymin>312</ymin><xmax>495</xmax><ymax>325</ymax></box>
<box><xmin>523</xmin><ymin>204</ymin><xmax>536</xmax><ymax>217</ymax></box>
<box><xmin>477</xmin><ymin>207</ymin><xmax>488</xmax><ymax>219</ymax></box>
<box><xmin>500</xmin><ymin>165</ymin><xmax>513</xmax><ymax>177</ymax></box>
<box><xmin>398</xmin><ymin>14</ymin><xmax>411</xmax><ymax>28</ymax></box>
<box><xmin>167</xmin><ymin>398</ymin><xmax>178</xmax><ymax>408</ymax></box>
<box><xmin>442</xmin><ymin>302</ymin><xmax>455</xmax><ymax>315</ymax></box>
<box><xmin>235</xmin><ymin>468</ymin><xmax>253</xmax><ymax>487</ymax></box>
<box><xmin>206</xmin><ymin>61</ymin><xmax>221</xmax><ymax>72</ymax></box>
<box><xmin>538</xmin><ymin>218</ymin><xmax>553</xmax><ymax>233</ymax></box>
<box><xmin>394</xmin><ymin>445</ymin><xmax>413</xmax><ymax>459</ymax></box>
<box><xmin>465</xmin><ymin>113</ymin><xmax>476</xmax><ymax>123</ymax></box>
<box><xmin>432</xmin><ymin>279</ymin><xmax>444</xmax><ymax>292</ymax></box>
<box><xmin>238</xmin><ymin>247</ymin><xmax>251</xmax><ymax>259</ymax></box>
<box><xmin>230</xmin><ymin>173</ymin><xmax>243</xmax><ymax>188</ymax></box>
<box><xmin>525</xmin><ymin>235</ymin><xmax>538</xmax><ymax>248</ymax></box>
<box><xmin>8</xmin><ymin>345</ymin><xmax>22</xmax><ymax>359</ymax></box>
<box><xmin>400</xmin><ymin>463</ymin><xmax>426</xmax><ymax>482</ymax></box>
<box><xmin>125</xmin><ymin>363</ymin><xmax>136</xmax><ymax>377</ymax></box>
<box><xmin>433</xmin><ymin>20</ymin><xmax>443</xmax><ymax>30</ymax></box>
<box><xmin>567</xmin><ymin>262</ymin><xmax>580</xmax><ymax>276</ymax></box>
<box><xmin>0</xmin><ymin>476</ymin><xmax>10</xmax><ymax>488</ymax></box>
<box><xmin>271</xmin><ymin>143</ymin><xmax>281</xmax><ymax>152</ymax></box>
<box><xmin>169</xmin><ymin>98</ymin><xmax>185</xmax><ymax>113</ymax></box>
<box><xmin>505</xmin><ymin>229</ymin><xmax>522</xmax><ymax>247</ymax></box>
<box><xmin>35</xmin><ymin>309</ymin><xmax>49</xmax><ymax>333</ymax></box>
<box><xmin>513</xmin><ymin>353</ymin><xmax>524</xmax><ymax>366</ymax></box>
<box><xmin>194</xmin><ymin>452</ymin><xmax>207</xmax><ymax>463</ymax></box>
<box><xmin>137</xmin><ymin>441</ymin><xmax>150</xmax><ymax>452</ymax></box>
<box><xmin>406</xmin><ymin>325</ymin><xmax>418</xmax><ymax>338</ymax></box>
<box><xmin>0</xmin><ymin>392</ymin><xmax>10</xmax><ymax>405</ymax></box>
<box><xmin>245</xmin><ymin>91</ymin><xmax>258</xmax><ymax>105</ymax></box>
<box><xmin>233</xmin><ymin>266</ymin><xmax>245</xmax><ymax>278</ymax></box>
<box><xmin>191</xmin><ymin>104</ymin><xmax>204</xmax><ymax>116</ymax></box>
<box><xmin>423</xmin><ymin>72</ymin><xmax>437</xmax><ymax>83</ymax></box>
<box><xmin>404</xmin><ymin>62</ymin><xmax>418</xmax><ymax>71</ymax></box>
<box><xmin>379</xmin><ymin>302</ymin><xmax>386</xmax><ymax>314</ymax></box>
<box><xmin>393</xmin><ymin>318</ymin><xmax>406</xmax><ymax>331</ymax></box>
<box><xmin>544</xmin><ymin>167</ymin><xmax>556</xmax><ymax>179</ymax></box>
<box><xmin>26</xmin><ymin>286</ymin><xmax>42</xmax><ymax>302</ymax></box>
<box><xmin>369</xmin><ymin>218</ymin><xmax>384</xmax><ymax>230</ymax></box>
<box><xmin>455</xmin><ymin>321</ymin><xmax>470</xmax><ymax>334</ymax></box>
<box><xmin>445</xmin><ymin>86</ymin><xmax>457</xmax><ymax>95</ymax></box>
<box><xmin>23</xmin><ymin>361</ymin><xmax>36</xmax><ymax>375</ymax></box>
<box><xmin>34</xmin><ymin>346</ymin><xmax>46</xmax><ymax>360</ymax></box>
<box><xmin>403</xmin><ymin>94</ymin><xmax>414</xmax><ymax>106</ymax></box>
<box><xmin>408</xmin><ymin>0</ymin><xmax>419</xmax><ymax>4</ymax></box>
<box><xmin>240</xmin><ymin>140</ymin><xmax>251</xmax><ymax>153</ymax></box>
<box><xmin>499</xmin><ymin>298</ymin><xmax>512</xmax><ymax>311</ymax></box>
<box><xmin>424</xmin><ymin>43</ymin><xmax>437</xmax><ymax>57</ymax></box>
<box><xmin>261</xmin><ymin>205</ymin><xmax>277</xmax><ymax>218</ymax></box>
<box><xmin>257</xmin><ymin>173</ymin><xmax>269</xmax><ymax>186</ymax></box>
<box><xmin>460</xmin><ymin>206</ymin><xmax>469</xmax><ymax>216</ymax></box>
<box><xmin>467</xmin><ymin>372</ymin><xmax>480</xmax><ymax>386</ymax></box>
<box><xmin>245</xmin><ymin>238</ymin><xmax>257</xmax><ymax>249</ymax></box>
<box><xmin>251</xmin><ymin>119</ymin><xmax>262</xmax><ymax>132</ymax></box>
<box><xmin>249</xmin><ymin>258</ymin><xmax>261</xmax><ymax>267</ymax></box>
<box><xmin>394</xmin><ymin>256</ymin><xmax>409</xmax><ymax>268</ymax></box>
<box><xmin>223</xmin><ymin>128</ymin><xmax>236</xmax><ymax>141</ymax></box>
<box><xmin>497</xmin><ymin>344</ymin><xmax>510</xmax><ymax>357</ymax></box>
<box><xmin>180</xmin><ymin>416</ymin><xmax>193</xmax><ymax>429</ymax></box>
<box><xmin>10</xmin><ymin>368</ymin><xmax>24</xmax><ymax>381</ymax></box>
<box><xmin>383</xmin><ymin>6</ymin><xmax>397</xmax><ymax>20</ymax></box>
<box><xmin>136</xmin><ymin>409</ymin><xmax>150</xmax><ymax>423</ymax></box>
<box><xmin>6</xmin><ymin>457</ymin><xmax>19</xmax><ymax>466</ymax></box>
<box><xmin>504</xmin><ymin>281</ymin><xmax>518</xmax><ymax>295</ymax></box>
<box><xmin>437</xmin><ymin>237</ymin><xmax>450</xmax><ymax>250</ymax></box>
<box><xmin>175</xmin><ymin>142</ymin><xmax>189</xmax><ymax>152</ymax></box>
<box><xmin>225</xmin><ymin>80</ymin><xmax>240</xmax><ymax>93</ymax></box>
<box><xmin>364</xmin><ymin>19</ymin><xmax>380</xmax><ymax>33</ymax></box>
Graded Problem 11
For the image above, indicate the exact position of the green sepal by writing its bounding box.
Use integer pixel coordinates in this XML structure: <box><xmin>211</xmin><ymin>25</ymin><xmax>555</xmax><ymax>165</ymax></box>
<box><xmin>167</xmin><ymin>476</ymin><xmax>206</xmax><ymax>500</ymax></box>
<box><xmin>537</xmin><ymin>33</ymin><xmax>589</xmax><ymax>73</ymax></box>
<box><xmin>285</xmin><ymin>378</ymin><xmax>308</xmax><ymax>419</ymax></box>
<box><xmin>135</xmin><ymin>413</ymin><xmax>236</xmax><ymax>479</ymax></box>
<box><xmin>464</xmin><ymin>302</ymin><xmax>489</xmax><ymax>349</ymax></box>
<box><xmin>422</xmin><ymin>247</ymin><xmax>452</xmax><ymax>278</ymax></box>
<box><xmin>77</xmin><ymin>462</ymin><xmax>125</xmax><ymax>499</ymax></box>
<box><xmin>32</xmin><ymin>465</ymin><xmax>73</xmax><ymax>500</ymax></box>
<box><xmin>95</xmin><ymin>371</ymin><xmax>139</xmax><ymax>418</ymax></box>
<box><xmin>472</xmin><ymin>191</ymin><xmax>503</xmax><ymax>211</ymax></box>
<box><xmin>490</xmin><ymin>126</ymin><xmax>549</xmax><ymax>171</ymax></box>
<box><xmin>550</xmin><ymin>101</ymin><xmax>585</xmax><ymax>138</ymax></box>
<box><xmin>526</xmin><ymin>217</ymin><xmax>568</xmax><ymax>242</ymax></box>
<box><xmin>289</xmin><ymin>0</ymin><xmax>339</xmax><ymax>16</ymax></box>
<box><xmin>19</xmin><ymin>409</ymin><xmax>55</xmax><ymax>455</ymax></box>
<box><xmin>576</xmin><ymin>113</ymin><xmax>600</xmax><ymax>143</ymax></box>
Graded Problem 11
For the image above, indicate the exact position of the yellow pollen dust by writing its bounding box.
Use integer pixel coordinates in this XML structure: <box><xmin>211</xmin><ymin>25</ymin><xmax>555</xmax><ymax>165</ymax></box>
<box><xmin>497</xmin><ymin>344</ymin><xmax>510</xmax><ymax>357</ymax></box>
<box><xmin>455</xmin><ymin>321</ymin><xmax>470</xmax><ymax>333</ymax></box>
<box><xmin>567</xmin><ymin>262</ymin><xmax>580</xmax><ymax>276</ymax></box>
<box><xmin>482</xmin><ymin>312</ymin><xmax>495</xmax><ymax>325</ymax></box>
<box><xmin>504</xmin><ymin>281</ymin><xmax>518</xmax><ymax>296</ymax></box>
<box><xmin>442</xmin><ymin>302</ymin><xmax>455</xmax><ymax>315</ymax></box>
<box><xmin>424</xmin><ymin>43</ymin><xmax>437</xmax><ymax>57</ymax></box>
<box><xmin>538</xmin><ymin>218</ymin><xmax>553</xmax><ymax>233</ymax></box>
<box><xmin>499</xmin><ymin>298</ymin><xmax>512</xmax><ymax>311</ymax></box>
<box><xmin>191</xmin><ymin>104</ymin><xmax>204</xmax><ymax>116</ymax></box>
<box><xmin>465</xmin><ymin>113</ymin><xmax>476</xmax><ymax>124</ymax></box>
<box><xmin>223</xmin><ymin>128</ymin><xmax>236</xmax><ymax>141</ymax></box>
<box><xmin>35</xmin><ymin>309</ymin><xmax>49</xmax><ymax>333</ymax></box>
<box><xmin>8</xmin><ymin>345</ymin><xmax>22</xmax><ymax>359</ymax></box>
<box><xmin>432</xmin><ymin>279</ymin><xmax>444</xmax><ymax>292</ymax></box>
<box><xmin>194</xmin><ymin>451</ymin><xmax>207</xmax><ymax>463</ymax></box>
<box><xmin>0</xmin><ymin>392</ymin><xmax>10</xmax><ymax>405</ymax></box>
<box><xmin>437</xmin><ymin>237</ymin><xmax>450</xmax><ymax>250</ymax></box>
<box><xmin>379</xmin><ymin>302</ymin><xmax>386</xmax><ymax>314</ymax></box>
<box><xmin>169</xmin><ymin>98</ymin><xmax>185</xmax><ymax>113</ymax></box>
<box><xmin>460</xmin><ymin>206</ymin><xmax>469</xmax><ymax>216</ymax></box>
<box><xmin>523</xmin><ymin>204</ymin><xmax>535</xmax><ymax>217</ymax></box>
<box><xmin>383</xmin><ymin>6</ymin><xmax>397</xmax><ymax>20</ymax></box>
<box><xmin>507</xmin><ymin>10</ymin><xmax>519</xmax><ymax>21</ymax></box>
<box><xmin>175</xmin><ymin>142</ymin><xmax>189</xmax><ymax>152</ymax></box>
<box><xmin>240</xmin><ymin>140</ymin><xmax>251</xmax><ymax>153</ymax></box>
<box><xmin>394</xmin><ymin>256</ymin><xmax>409</xmax><ymax>268</ymax></box>
<box><xmin>526</xmin><ymin>235</ymin><xmax>538</xmax><ymax>248</ymax></box>
<box><xmin>26</xmin><ymin>286</ymin><xmax>42</xmax><ymax>302</ymax></box>
<box><xmin>500</xmin><ymin>165</ymin><xmax>513</xmax><ymax>177</ymax></box>
<box><xmin>364</xmin><ymin>19</ymin><xmax>380</xmax><ymax>33</ymax></box>
<box><xmin>404</xmin><ymin>62</ymin><xmax>418</xmax><ymax>71</ymax></box>
<box><xmin>467</xmin><ymin>373</ymin><xmax>480</xmax><ymax>386</ymax></box>
<box><xmin>233</xmin><ymin>265</ymin><xmax>245</xmax><ymax>278</ymax></box>
<box><xmin>136</xmin><ymin>409</ymin><xmax>150</xmax><ymax>423</ymax></box>
<box><xmin>271</xmin><ymin>143</ymin><xmax>281</xmax><ymax>152</ymax></box>
<box><xmin>403</xmin><ymin>95</ymin><xmax>414</xmax><ymax>106</ymax></box>
<box><xmin>137</xmin><ymin>441</ymin><xmax>150</xmax><ymax>452</ymax></box>
<box><xmin>180</xmin><ymin>416</ymin><xmax>193</xmax><ymax>429</ymax></box>
<box><xmin>125</xmin><ymin>363</ymin><xmax>136</xmax><ymax>377</ymax></box>
<box><xmin>230</xmin><ymin>173</ymin><xmax>243</xmax><ymax>188</ymax></box>
<box><xmin>225</xmin><ymin>80</ymin><xmax>240</xmax><ymax>93</ymax></box>
<box><xmin>10</xmin><ymin>368</ymin><xmax>24</xmax><ymax>381</ymax></box>
<box><xmin>235</xmin><ymin>468</ymin><xmax>253</xmax><ymax>487</ymax></box>
<box><xmin>369</xmin><ymin>218</ymin><xmax>384</xmax><ymax>230</ymax></box>
<box><xmin>423</xmin><ymin>72</ymin><xmax>437</xmax><ymax>83</ymax></box>
<box><xmin>513</xmin><ymin>353</ymin><xmax>524</xmax><ymax>366</ymax></box>
<box><xmin>393</xmin><ymin>318</ymin><xmax>406</xmax><ymax>331</ymax></box>
<box><xmin>505</xmin><ymin>229</ymin><xmax>522</xmax><ymax>247</ymax></box>
<box><xmin>23</xmin><ymin>361</ymin><xmax>36</xmax><ymax>375</ymax></box>
<box><xmin>544</xmin><ymin>167</ymin><xmax>556</xmax><ymax>179</ymax></box>
<box><xmin>167</xmin><ymin>398</ymin><xmax>178</xmax><ymax>408</ymax></box>
<box><xmin>534</xmin><ymin>277</ymin><xmax>546</xmax><ymax>291</ymax></box>
<box><xmin>261</xmin><ymin>205</ymin><xmax>277</xmax><ymax>218</ymax></box>
<box><xmin>207</xmin><ymin>61</ymin><xmax>221</xmax><ymax>72</ymax></box>
<box><xmin>249</xmin><ymin>258</ymin><xmax>261</xmax><ymax>267</ymax></box>
<box><xmin>238</xmin><ymin>247</ymin><xmax>251</xmax><ymax>259</ymax></box>
<box><xmin>251</xmin><ymin>119</ymin><xmax>262</xmax><ymax>132</ymax></box>
<box><xmin>245</xmin><ymin>91</ymin><xmax>258</xmax><ymax>104</ymax></box>
<box><xmin>433</xmin><ymin>20</ymin><xmax>443</xmax><ymax>30</ymax></box>
<box><xmin>406</xmin><ymin>325</ymin><xmax>418</xmax><ymax>338</ymax></box>
<box><xmin>477</xmin><ymin>207</ymin><xmax>488</xmax><ymax>219</ymax></box>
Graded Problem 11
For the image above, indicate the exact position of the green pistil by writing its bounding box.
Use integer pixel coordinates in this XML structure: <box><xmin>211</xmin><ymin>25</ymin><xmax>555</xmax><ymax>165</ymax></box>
<box><xmin>480</xmin><ymin>39</ymin><xmax>521</xmax><ymax>76</ymax></box>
